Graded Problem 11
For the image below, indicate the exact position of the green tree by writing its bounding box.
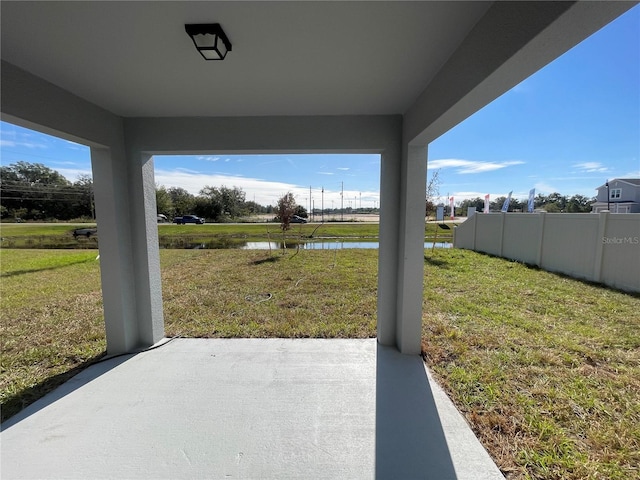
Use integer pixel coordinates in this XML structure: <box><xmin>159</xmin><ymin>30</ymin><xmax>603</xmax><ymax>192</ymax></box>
<box><xmin>294</xmin><ymin>205</ymin><xmax>308</xmax><ymax>218</ymax></box>
<box><xmin>70</xmin><ymin>174</ymin><xmax>94</xmax><ymax>219</ymax></box>
<box><xmin>425</xmin><ymin>170</ymin><xmax>441</xmax><ymax>219</ymax></box>
<box><xmin>459</xmin><ymin>197</ymin><xmax>485</xmax><ymax>213</ymax></box>
<box><xmin>155</xmin><ymin>185</ymin><xmax>174</xmax><ymax>218</ymax></box>
<box><xmin>0</xmin><ymin>161</ymin><xmax>74</xmax><ymax>220</ymax></box>
<box><xmin>542</xmin><ymin>202</ymin><xmax>561</xmax><ymax>213</ymax></box>
<box><xmin>168</xmin><ymin>187</ymin><xmax>195</xmax><ymax>216</ymax></box>
<box><xmin>566</xmin><ymin>194</ymin><xmax>594</xmax><ymax>213</ymax></box>
<box><xmin>198</xmin><ymin>185</ymin><xmax>247</xmax><ymax>221</ymax></box>
<box><xmin>546</xmin><ymin>192</ymin><xmax>567</xmax><ymax>211</ymax></box>
<box><xmin>276</xmin><ymin>192</ymin><xmax>297</xmax><ymax>231</ymax></box>
<box><xmin>534</xmin><ymin>193</ymin><xmax>548</xmax><ymax>209</ymax></box>
<box><xmin>490</xmin><ymin>196</ymin><xmax>507</xmax><ymax>212</ymax></box>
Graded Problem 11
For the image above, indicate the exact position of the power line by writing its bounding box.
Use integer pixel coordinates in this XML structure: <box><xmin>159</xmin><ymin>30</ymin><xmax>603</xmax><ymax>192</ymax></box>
<box><xmin>1</xmin><ymin>188</ymin><xmax>88</xmax><ymax>196</ymax></box>
<box><xmin>0</xmin><ymin>196</ymin><xmax>82</xmax><ymax>201</ymax></box>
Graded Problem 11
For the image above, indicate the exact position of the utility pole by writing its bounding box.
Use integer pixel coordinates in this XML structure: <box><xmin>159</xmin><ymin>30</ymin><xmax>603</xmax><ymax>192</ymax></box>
<box><xmin>341</xmin><ymin>181</ymin><xmax>344</xmax><ymax>222</ymax></box>
<box><xmin>321</xmin><ymin>187</ymin><xmax>324</xmax><ymax>223</ymax></box>
<box><xmin>309</xmin><ymin>185</ymin><xmax>312</xmax><ymax>221</ymax></box>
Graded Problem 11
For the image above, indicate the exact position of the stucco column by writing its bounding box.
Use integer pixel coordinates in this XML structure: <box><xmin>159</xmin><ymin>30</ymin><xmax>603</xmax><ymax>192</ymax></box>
<box><xmin>129</xmin><ymin>154</ymin><xmax>165</xmax><ymax>346</ymax></box>
<box><xmin>395</xmin><ymin>145</ymin><xmax>427</xmax><ymax>354</ymax></box>
<box><xmin>90</xmin><ymin>148</ymin><xmax>164</xmax><ymax>354</ymax></box>
<box><xmin>377</xmin><ymin>151</ymin><xmax>401</xmax><ymax>347</ymax></box>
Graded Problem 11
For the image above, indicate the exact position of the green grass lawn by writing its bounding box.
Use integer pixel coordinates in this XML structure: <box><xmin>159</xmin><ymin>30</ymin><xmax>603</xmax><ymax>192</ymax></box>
<box><xmin>0</xmin><ymin>222</ymin><xmax>454</xmax><ymax>247</ymax></box>
<box><xmin>421</xmin><ymin>249</ymin><xmax>640</xmax><ymax>479</ymax></box>
<box><xmin>2</xmin><ymin>247</ymin><xmax>637</xmax><ymax>479</ymax></box>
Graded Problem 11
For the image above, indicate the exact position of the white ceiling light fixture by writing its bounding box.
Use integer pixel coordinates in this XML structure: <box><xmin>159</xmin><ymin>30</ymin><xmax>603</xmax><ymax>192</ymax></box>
<box><xmin>185</xmin><ymin>23</ymin><xmax>232</xmax><ymax>60</ymax></box>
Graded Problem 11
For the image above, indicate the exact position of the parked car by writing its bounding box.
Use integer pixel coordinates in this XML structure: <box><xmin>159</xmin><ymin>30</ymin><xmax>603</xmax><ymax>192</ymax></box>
<box><xmin>173</xmin><ymin>215</ymin><xmax>205</xmax><ymax>224</ymax></box>
<box><xmin>73</xmin><ymin>227</ymin><xmax>97</xmax><ymax>238</ymax></box>
<box><xmin>157</xmin><ymin>214</ymin><xmax>168</xmax><ymax>223</ymax></box>
<box><xmin>290</xmin><ymin>215</ymin><xmax>308</xmax><ymax>223</ymax></box>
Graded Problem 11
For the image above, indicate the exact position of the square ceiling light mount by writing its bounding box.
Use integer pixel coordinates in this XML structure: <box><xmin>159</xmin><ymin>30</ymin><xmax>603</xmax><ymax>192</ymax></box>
<box><xmin>185</xmin><ymin>23</ymin><xmax>232</xmax><ymax>60</ymax></box>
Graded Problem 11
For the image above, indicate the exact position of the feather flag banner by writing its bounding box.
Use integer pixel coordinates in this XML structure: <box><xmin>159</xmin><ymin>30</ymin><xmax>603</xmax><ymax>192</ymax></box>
<box><xmin>528</xmin><ymin>188</ymin><xmax>535</xmax><ymax>212</ymax></box>
<box><xmin>501</xmin><ymin>191</ymin><xmax>512</xmax><ymax>212</ymax></box>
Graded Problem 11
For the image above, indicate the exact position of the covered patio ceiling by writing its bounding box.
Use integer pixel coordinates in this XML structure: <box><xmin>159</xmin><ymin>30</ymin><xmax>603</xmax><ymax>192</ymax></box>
<box><xmin>1</xmin><ymin>1</ymin><xmax>492</xmax><ymax>117</ymax></box>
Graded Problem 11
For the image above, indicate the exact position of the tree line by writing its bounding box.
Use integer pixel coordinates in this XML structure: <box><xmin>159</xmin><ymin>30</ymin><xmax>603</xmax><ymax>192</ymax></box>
<box><xmin>2</xmin><ymin>161</ymin><xmax>596</xmax><ymax>222</ymax></box>
<box><xmin>456</xmin><ymin>192</ymin><xmax>595</xmax><ymax>214</ymax></box>
<box><xmin>0</xmin><ymin>161</ymin><xmax>307</xmax><ymax>222</ymax></box>
<box><xmin>1</xmin><ymin>162</ymin><xmax>94</xmax><ymax>220</ymax></box>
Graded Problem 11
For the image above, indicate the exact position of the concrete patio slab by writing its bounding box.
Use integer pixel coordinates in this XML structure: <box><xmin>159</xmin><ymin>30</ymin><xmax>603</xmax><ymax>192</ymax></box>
<box><xmin>1</xmin><ymin>339</ymin><xmax>503</xmax><ymax>479</ymax></box>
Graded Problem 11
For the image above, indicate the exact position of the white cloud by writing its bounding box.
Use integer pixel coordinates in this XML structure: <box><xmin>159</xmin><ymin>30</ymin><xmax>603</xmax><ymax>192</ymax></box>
<box><xmin>573</xmin><ymin>162</ymin><xmax>610</xmax><ymax>173</ymax></box>
<box><xmin>173</xmin><ymin>167</ymin><xmax>201</xmax><ymax>174</ymax></box>
<box><xmin>428</xmin><ymin>158</ymin><xmax>525</xmax><ymax>174</ymax></box>
<box><xmin>153</xmin><ymin>169</ymin><xmax>378</xmax><ymax>207</ymax></box>
<box><xmin>56</xmin><ymin>167</ymin><xmax>93</xmax><ymax>182</ymax></box>
<box><xmin>337</xmin><ymin>167</ymin><xmax>350</xmax><ymax>171</ymax></box>
<box><xmin>317</xmin><ymin>172</ymin><xmax>334</xmax><ymax>175</ymax></box>
<box><xmin>533</xmin><ymin>181</ymin><xmax>558</xmax><ymax>195</ymax></box>
<box><xmin>0</xmin><ymin>139</ymin><xmax>47</xmax><ymax>149</ymax></box>
<box><xmin>197</xmin><ymin>156</ymin><xmax>220</xmax><ymax>162</ymax></box>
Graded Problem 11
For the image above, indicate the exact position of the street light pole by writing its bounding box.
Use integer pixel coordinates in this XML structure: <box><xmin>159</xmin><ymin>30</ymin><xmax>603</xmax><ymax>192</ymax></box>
<box><xmin>606</xmin><ymin>180</ymin><xmax>610</xmax><ymax>212</ymax></box>
<box><xmin>341</xmin><ymin>181</ymin><xmax>344</xmax><ymax>222</ymax></box>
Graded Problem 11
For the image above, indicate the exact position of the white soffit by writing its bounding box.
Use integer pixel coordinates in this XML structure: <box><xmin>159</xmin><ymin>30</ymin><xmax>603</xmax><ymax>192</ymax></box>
<box><xmin>0</xmin><ymin>1</ymin><xmax>491</xmax><ymax>117</ymax></box>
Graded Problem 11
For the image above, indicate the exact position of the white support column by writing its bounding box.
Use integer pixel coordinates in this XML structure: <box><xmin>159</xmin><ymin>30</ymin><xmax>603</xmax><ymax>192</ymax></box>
<box><xmin>395</xmin><ymin>145</ymin><xmax>428</xmax><ymax>354</ymax></box>
<box><xmin>129</xmin><ymin>154</ymin><xmax>165</xmax><ymax>346</ymax></box>
<box><xmin>377</xmin><ymin>151</ymin><xmax>401</xmax><ymax>347</ymax></box>
<box><xmin>91</xmin><ymin>147</ymin><xmax>138</xmax><ymax>354</ymax></box>
<box><xmin>90</xmin><ymin>148</ymin><xmax>164</xmax><ymax>355</ymax></box>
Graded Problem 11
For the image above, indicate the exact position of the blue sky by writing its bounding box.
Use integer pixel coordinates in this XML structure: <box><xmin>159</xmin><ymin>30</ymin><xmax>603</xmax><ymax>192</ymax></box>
<box><xmin>1</xmin><ymin>5</ymin><xmax>638</xmax><ymax>208</ymax></box>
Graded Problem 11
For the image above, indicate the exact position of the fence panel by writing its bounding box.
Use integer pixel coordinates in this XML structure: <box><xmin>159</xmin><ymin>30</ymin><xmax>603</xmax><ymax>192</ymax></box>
<box><xmin>453</xmin><ymin>212</ymin><xmax>639</xmax><ymax>293</ymax></box>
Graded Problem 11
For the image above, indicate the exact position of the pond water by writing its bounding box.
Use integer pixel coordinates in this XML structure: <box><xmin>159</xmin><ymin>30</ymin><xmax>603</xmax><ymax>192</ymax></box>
<box><xmin>2</xmin><ymin>236</ymin><xmax>451</xmax><ymax>250</ymax></box>
<box><xmin>164</xmin><ymin>240</ymin><xmax>452</xmax><ymax>250</ymax></box>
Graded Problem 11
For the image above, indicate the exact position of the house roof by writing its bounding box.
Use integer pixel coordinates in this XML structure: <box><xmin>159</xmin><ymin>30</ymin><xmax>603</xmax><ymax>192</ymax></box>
<box><xmin>596</xmin><ymin>179</ymin><xmax>640</xmax><ymax>189</ymax></box>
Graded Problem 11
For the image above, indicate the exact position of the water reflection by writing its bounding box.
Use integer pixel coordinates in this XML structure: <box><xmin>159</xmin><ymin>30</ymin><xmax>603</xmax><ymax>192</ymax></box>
<box><xmin>159</xmin><ymin>239</ymin><xmax>452</xmax><ymax>250</ymax></box>
<box><xmin>2</xmin><ymin>236</ymin><xmax>451</xmax><ymax>250</ymax></box>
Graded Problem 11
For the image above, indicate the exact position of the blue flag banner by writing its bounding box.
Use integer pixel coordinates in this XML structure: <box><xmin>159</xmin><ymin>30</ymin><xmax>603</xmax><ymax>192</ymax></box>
<box><xmin>528</xmin><ymin>188</ymin><xmax>535</xmax><ymax>212</ymax></box>
<box><xmin>501</xmin><ymin>191</ymin><xmax>512</xmax><ymax>212</ymax></box>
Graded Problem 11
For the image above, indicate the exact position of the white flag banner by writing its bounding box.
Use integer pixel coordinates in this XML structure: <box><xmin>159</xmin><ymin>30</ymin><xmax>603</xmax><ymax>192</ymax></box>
<box><xmin>528</xmin><ymin>188</ymin><xmax>535</xmax><ymax>212</ymax></box>
<box><xmin>449</xmin><ymin>196</ymin><xmax>455</xmax><ymax>219</ymax></box>
<box><xmin>501</xmin><ymin>191</ymin><xmax>512</xmax><ymax>212</ymax></box>
<box><xmin>484</xmin><ymin>194</ymin><xmax>490</xmax><ymax>213</ymax></box>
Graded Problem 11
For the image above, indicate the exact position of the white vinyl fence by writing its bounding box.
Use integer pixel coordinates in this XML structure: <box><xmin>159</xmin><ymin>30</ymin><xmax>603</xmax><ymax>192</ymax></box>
<box><xmin>454</xmin><ymin>212</ymin><xmax>640</xmax><ymax>293</ymax></box>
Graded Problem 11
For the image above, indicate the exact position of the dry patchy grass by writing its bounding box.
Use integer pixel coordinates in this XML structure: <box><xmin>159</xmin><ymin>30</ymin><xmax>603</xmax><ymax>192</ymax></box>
<box><xmin>160</xmin><ymin>249</ymin><xmax>378</xmax><ymax>339</ymax></box>
<box><xmin>422</xmin><ymin>249</ymin><xmax>640</xmax><ymax>480</ymax></box>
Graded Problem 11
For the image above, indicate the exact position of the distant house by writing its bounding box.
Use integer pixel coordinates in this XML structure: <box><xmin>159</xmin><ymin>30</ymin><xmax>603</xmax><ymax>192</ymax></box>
<box><xmin>591</xmin><ymin>179</ymin><xmax>640</xmax><ymax>213</ymax></box>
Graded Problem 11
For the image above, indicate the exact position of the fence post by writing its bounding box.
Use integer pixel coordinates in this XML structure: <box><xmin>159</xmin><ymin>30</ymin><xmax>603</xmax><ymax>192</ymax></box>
<box><xmin>499</xmin><ymin>212</ymin><xmax>506</xmax><ymax>257</ymax></box>
<box><xmin>472</xmin><ymin>210</ymin><xmax>478</xmax><ymax>250</ymax></box>
<box><xmin>536</xmin><ymin>211</ymin><xmax>546</xmax><ymax>267</ymax></box>
<box><xmin>593</xmin><ymin>212</ymin><xmax>608</xmax><ymax>283</ymax></box>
